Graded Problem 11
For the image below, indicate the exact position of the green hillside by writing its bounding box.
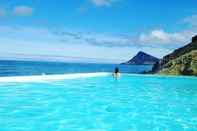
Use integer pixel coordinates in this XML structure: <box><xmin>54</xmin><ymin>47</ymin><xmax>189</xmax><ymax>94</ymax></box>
<box><xmin>152</xmin><ymin>35</ymin><xmax>197</xmax><ymax>76</ymax></box>
<box><xmin>159</xmin><ymin>51</ymin><xmax>197</xmax><ymax>76</ymax></box>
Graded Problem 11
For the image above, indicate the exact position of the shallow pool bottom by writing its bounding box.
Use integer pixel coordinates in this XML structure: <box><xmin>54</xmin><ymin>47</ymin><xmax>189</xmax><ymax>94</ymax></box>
<box><xmin>0</xmin><ymin>73</ymin><xmax>196</xmax><ymax>131</ymax></box>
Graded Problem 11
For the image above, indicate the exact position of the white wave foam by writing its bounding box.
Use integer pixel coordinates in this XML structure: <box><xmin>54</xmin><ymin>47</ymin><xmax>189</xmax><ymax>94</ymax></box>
<box><xmin>0</xmin><ymin>72</ymin><xmax>109</xmax><ymax>83</ymax></box>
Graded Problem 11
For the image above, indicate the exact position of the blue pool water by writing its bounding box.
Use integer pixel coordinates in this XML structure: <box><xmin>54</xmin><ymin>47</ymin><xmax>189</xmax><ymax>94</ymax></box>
<box><xmin>0</xmin><ymin>60</ymin><xmax>152</xmax><ymax>77</ymax></box>
<box><xmin>0</xmin><ymin>74</ymin><xmax>196</xmax><ymax>130</ymax></box>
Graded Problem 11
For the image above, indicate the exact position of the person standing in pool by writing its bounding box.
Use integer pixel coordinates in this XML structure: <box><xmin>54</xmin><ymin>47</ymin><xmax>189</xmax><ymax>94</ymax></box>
<box><xmin>113</xmin><ymin>67</ymin><xmax>120</xmax><ymax>78</ymax></box>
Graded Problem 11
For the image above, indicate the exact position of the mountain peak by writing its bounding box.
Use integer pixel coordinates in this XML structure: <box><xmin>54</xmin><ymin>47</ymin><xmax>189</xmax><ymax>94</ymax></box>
<box><xmin>137</xmin><ymin>51</ymin><xmax>146</xmax><ymax>54</ymax></box>
<box><xmin>122</xmin><ymin>51</ymin><xmax>159</xmax><ymax>65</ymax></box>
<box><xmin>136</xmin><ymin>51</ymin><xmax>150</xmax><ymax>56</ymax></box>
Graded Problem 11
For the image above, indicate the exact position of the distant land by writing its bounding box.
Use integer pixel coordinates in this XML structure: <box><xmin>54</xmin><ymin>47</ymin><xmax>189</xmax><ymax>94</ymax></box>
<box><xmin>152</xmin><ymin>35</ymin><xmax>197</xmax><ymax>76</ymax></box>
<box><xmin>121</xmin><ymin>51</ymin><xmax>159</xmax><ymax>65</ymax></box>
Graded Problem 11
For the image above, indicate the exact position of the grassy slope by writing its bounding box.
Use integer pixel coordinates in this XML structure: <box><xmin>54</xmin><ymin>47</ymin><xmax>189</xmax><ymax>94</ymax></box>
<box><xmin>159</xmin><ymin>50</ymin><xmax>197</xmax><ymax>76</ymax></box>
<box><xmin>154</xmin><ymin>36</ymin><xmax>197</xmax><ymax>76</ymax></box>
<box><xmin>161</xmin><ymin>40</ymin><xmax>197</xmax><ymax>65</ymax></box>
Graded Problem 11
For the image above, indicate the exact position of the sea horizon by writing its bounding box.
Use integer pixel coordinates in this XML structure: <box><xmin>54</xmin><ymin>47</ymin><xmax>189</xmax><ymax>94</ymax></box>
<box><xmin>0</xmin><ymin>59</ymin><xmax>153</xmax><ymax>77</ymax></box>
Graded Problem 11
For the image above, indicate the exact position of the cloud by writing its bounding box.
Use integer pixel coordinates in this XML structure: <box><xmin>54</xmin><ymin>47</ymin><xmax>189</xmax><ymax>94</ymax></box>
<box><xmin>53</xmin><ymin>28</ymin><xmax>197</xmax><ymax>50</ymax></box>
<box><xmin>78</xmin><ymin>0</ymin><xmax>120</xmax><ymax>13</ymax></box>
<box><xmin>138</xmin><ymin>15</ymin><xmax>197</xmax><ymax>47</ymax></box>
<box><xmin>0</xmin><ymin>24</ymin><xmax>196</xmax><ymax>61</ymax></box>
<box><xmin>90</xmin><ymin>0</ymin><xmax>117</xmax><ymax>7</ymax></box>
<box><xmin>0</xmin><ymin>26</ymin><xmax>136</xmax><ymax>63</ymax></box>
<box><xmin>139</xmin><ymin>29</ymin><xmax>196</xmax><ymax>46</ymax></box>
<box><xmin>1</xmin><ymin>25</ymin><xmax>195</xmax><ymax>49</ymax></box>
<box><xmin>183</xmin><ymin>14</ymin><xmax>197</xmax><ymax>27</ymax></box>
<box><xmin>54</xmin><ymin>31</ymin><xmax>133</xmax><ymax>47</ymax></box>
<box><xmin>0</xmin><ymin>25</ymin><xmax>133</xmax><ymax>49</ymax></box>
<box><xmin>13</xmin><ymin>6</ymin><xmax>33</xmax><ymax>16</ymax></box>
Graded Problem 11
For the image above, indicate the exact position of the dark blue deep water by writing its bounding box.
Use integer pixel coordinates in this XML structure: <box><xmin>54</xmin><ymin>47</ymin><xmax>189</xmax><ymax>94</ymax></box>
<box><xmin>0</xmin><ymin>60</ymin><xmax>152</xmax><ymax>77</ymax></box>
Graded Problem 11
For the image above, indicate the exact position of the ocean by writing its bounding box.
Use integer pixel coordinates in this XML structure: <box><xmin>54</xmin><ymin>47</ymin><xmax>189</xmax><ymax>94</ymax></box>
<box><xmin>0</xmin><ymin>60</ymin><xmax>152</xmax><ymax>77</ymax></box>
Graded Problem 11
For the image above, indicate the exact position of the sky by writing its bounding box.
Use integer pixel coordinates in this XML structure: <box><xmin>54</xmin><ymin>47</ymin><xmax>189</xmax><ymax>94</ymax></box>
<box><xmin>0</xmin><ymin>0</ymin><xmax>197</xmax><ymax>63</ymax></box>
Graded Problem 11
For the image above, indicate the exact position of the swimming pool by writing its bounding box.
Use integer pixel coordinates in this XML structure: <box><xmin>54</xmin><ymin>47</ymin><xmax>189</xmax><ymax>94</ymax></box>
<box><xmin>0</xmin><ymin>73</ymin><xmax>196</xmax><ymax>130</ymax></box>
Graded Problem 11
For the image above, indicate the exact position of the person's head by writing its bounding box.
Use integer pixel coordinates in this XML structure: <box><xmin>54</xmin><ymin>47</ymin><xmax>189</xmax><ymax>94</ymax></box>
<box><xmin>115</xmin><ymin>67</ymin><xmax>119</xmax><ymax>73</ymax></box>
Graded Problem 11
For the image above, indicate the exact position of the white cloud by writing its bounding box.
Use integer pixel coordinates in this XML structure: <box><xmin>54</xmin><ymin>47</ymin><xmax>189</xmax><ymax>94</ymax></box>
<box><xmin>1</xmin><ymin>25</ymin><xmax>194</xmax><ymax>50</ymax></box>
<box><xmin>54</xmin><ymin>31</ymin><xmax>133</xmax><ymax>47</ymax></box>
<box><xmin>13</xmin><ymin>6</ymin><xmax>33</xmax><ymax>16</ymax></box>
<box><xmin>0</xmin><ymin>25</ymin><xmax>196</xmax><ymax>62</ymax></box>
<box><xmin>0</xmin><ymin>26</ymin><xmax>135</xmax><ymax>63</ymax></box>
<box><xmin>139</xmin><ymin>29</ymin><xmax>196</xmax><ymax>45</ymax></box>
<box><xmin>183</xmin><ymin>14</ymin><xmax>197</xmax><ymax>27</ymax></box>
<box><xmin>90</xmin><ymin>0</ymin><xmax>116</xmax><ymax>7</ymax></box>
<box><xmin>0</xmin><ymin>26</ymin><xmax>131</xmax><ymax>48</ymax></box>
<box><xmin>139</xmin><ymin>15</ymin><xmax>197</xmax><ymax>46</ymax></box>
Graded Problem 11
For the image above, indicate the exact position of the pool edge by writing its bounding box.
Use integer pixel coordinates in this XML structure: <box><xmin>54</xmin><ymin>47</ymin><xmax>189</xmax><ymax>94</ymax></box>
<box><xmin>0</xmin><ymin>72</ymin><xmax>110</xmax><ymax>83</ymax></box>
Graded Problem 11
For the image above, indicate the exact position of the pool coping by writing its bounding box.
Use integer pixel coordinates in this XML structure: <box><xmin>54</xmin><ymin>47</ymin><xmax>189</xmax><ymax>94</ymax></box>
<box><xmin>0</xmin><ymin>72</ymin><xmax>196</xmax><ymax>83</ymax></box>
<box><xmin>0</xmin><ymin>72</ymin><xmax>110</xmax><ymax>83</ymax></box>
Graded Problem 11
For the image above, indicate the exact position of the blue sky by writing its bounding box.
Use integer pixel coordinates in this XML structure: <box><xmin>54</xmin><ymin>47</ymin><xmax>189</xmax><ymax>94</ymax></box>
<box><xmin>0</xmin><ymin>0</ymin><xmax>197</xmax><ymax>63</ymax></box>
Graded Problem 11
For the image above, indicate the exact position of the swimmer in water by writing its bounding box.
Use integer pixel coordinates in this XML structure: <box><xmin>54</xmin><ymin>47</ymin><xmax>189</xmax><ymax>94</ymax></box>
<box><xmin>113</xmin><ymin>67</ymin><xmax>120</xmax><ymax>78</ymax></box>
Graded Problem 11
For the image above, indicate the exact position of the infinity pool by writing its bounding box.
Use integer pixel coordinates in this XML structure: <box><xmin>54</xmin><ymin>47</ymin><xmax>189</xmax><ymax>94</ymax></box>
<box><xmin>0</xmin><ymin>73</ymin><xmax>196</xmax><ymax>131</ymax></box>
